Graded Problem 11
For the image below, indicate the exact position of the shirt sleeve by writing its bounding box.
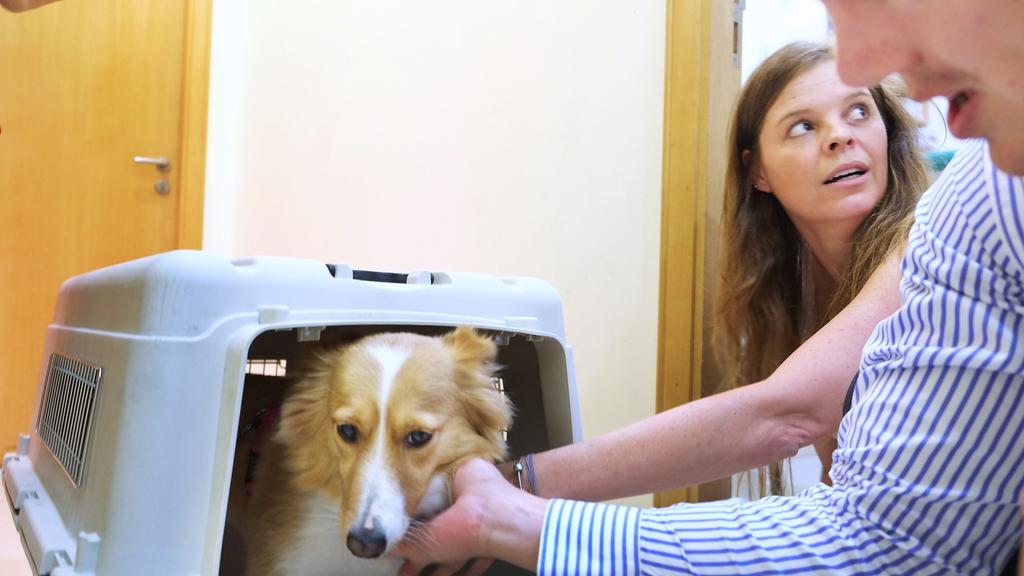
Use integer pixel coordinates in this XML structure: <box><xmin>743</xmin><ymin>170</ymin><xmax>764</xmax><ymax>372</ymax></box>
<box><xmin>536</xmin><ymin>488</ymin><xmax>951</xmax><ymax>576</ymax></box>
<box><xmin>538</xmin><ymin>499</ymin><xmax>641</xmax><ymax>576</ymax></box>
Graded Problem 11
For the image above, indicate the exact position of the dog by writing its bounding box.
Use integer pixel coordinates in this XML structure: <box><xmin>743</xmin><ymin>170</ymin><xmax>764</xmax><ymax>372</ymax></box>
<box><xmin>245</xmin><ymin>327</ymin><xmax>513</xmax><ymax>576</ymax></box>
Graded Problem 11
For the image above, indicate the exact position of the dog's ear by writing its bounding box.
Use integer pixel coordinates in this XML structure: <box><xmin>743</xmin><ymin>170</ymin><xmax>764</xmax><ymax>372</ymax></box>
<box><xmin>443</xmin><ymin>326</ymin><xmax>497</xmax><ymax>366</ymax></box>
<box><xmin>276</xmin><ymin>356</ymin><xmax>338</xmax><ymax>489</ymax></box>
<box><xmin>443</xmin><ymin>327</ymin><xmax>514</xmax><ymax>450</ymax></box>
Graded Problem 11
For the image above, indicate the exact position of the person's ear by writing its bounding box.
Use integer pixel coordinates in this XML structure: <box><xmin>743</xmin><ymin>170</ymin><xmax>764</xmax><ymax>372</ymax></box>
<box><xmin>743</xmin><ymin>150</ymin><xmax>772</xmax><ymax>193</ymax></box>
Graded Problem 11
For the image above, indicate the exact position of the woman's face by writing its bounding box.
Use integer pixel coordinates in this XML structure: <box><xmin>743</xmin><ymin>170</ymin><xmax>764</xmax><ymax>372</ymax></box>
<box><xmin>753</xmin><ymin>61</ymin><xmax>889</xmax><ymax>237</ymax></box>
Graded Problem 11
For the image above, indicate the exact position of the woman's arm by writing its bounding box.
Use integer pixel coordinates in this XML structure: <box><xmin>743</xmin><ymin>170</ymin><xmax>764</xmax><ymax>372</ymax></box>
<box><xmin>395</xmin><ymin>254</ymin><xmax>905</xmax><ymax>574</ymax></box>
<box><xmin>529</xmin><ymin>251</ymin><xmax>903</xmax><ymax>501</ymax></box>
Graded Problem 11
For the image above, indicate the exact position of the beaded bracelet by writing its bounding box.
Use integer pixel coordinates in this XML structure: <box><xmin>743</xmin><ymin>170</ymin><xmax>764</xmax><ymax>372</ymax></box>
<box><xmin>525</xmin><ymin>453</ymin><xmax>539</xmax><ymax>496</ymax></box>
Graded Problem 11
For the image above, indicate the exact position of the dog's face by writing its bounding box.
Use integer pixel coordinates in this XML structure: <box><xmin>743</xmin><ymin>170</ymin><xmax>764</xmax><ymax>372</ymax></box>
<box><xmin>275</xmin><ymin>327</ymin><xmax>512</xmax><ymax>559</ymax></box>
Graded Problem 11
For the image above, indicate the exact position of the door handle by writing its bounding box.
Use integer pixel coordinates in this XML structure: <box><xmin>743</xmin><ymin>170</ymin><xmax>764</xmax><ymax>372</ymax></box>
<box><xmin>133</xmin><ymin>156</ymin><xmax>171</xmax><ymax>173</ymax></box>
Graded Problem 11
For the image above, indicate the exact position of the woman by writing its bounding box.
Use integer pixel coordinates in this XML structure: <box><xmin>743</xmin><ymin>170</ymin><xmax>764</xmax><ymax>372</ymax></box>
<box><xmin>714</xmin><ymin>42</ymin><xmax>927</xmax><ymax>493</ymax></box>
<box><xmin>394</xmin><ymin>42</ymin><xmax>929</xmax><ymax>574</ymax></box>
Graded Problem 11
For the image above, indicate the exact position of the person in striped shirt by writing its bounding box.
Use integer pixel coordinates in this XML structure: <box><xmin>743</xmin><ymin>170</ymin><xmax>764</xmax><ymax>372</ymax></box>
<box><xmin>395</xmin><ymin>1</ymin><xmax>1024</xmax><ymax>573</ymax></box>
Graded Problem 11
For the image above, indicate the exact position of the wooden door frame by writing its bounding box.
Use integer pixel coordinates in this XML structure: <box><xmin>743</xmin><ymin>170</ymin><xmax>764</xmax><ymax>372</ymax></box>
<box><xmin>178</xmin><ymin>0</ymin><xmax>212</xmax><ymax>249</ymax></box>
<box><xmin>655</xmin><ymin>0</ymin><xmax>740</xmax><ymax>507</ymax></box>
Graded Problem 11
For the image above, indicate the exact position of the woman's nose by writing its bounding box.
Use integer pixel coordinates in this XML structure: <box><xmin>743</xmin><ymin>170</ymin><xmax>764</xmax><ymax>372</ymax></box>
<box><xmin>828</xmin><ymin>137</ymin><xmax>854</xmax><ymax>152</ymax></box>
<box><xmin>825</xmin><ymin>126</ymin><xmax>854</xmax><ymax>153</ymax></box>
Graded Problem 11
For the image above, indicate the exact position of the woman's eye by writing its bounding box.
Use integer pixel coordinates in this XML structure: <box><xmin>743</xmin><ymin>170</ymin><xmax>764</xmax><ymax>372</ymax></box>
<box><xmin>337</xmin><ymin>424</ymin><xmax>359</xmax><ymax>443</ymax></box>
<box><xmin>406</xmin><ymin>430</ymin><xmax>433</xmax><ymax>448</ymax></box>
<box><xmin>848</xmin><ymin>103</ymin><xmax>869</xmax><ymax>121</ymax></box>
<box><xmin>787</xmin><ymin>120</ymin><xmax>813</xmax><ymax>137</ymax></box>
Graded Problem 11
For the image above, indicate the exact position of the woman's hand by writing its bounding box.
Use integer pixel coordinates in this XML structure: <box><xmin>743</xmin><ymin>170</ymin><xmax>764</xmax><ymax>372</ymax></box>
<box><xmin>394</xmin><ymin>458</ymin><xmax>546</xmax><ymax>576</ymax></box>
<box><xmin>496</xmin><ymin>459</ymin><xmax>516</xmax><ymax>487</ymax></box>
<box><xmin>395</xmin><ymin>459</ymin><xmax>501</xmax><ymax>576</ymax></box>
<box><xmin>393</xmin><ymin>457</ymin><xmax>552</xmax><ymax>573</ymax></box>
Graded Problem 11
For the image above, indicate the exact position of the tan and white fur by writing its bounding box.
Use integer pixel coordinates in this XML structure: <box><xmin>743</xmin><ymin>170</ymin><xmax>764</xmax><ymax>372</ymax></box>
<box><xmin>245</xmin><ymin>327</ymin><xmax>512</xmax><ymax>576</ymax></box>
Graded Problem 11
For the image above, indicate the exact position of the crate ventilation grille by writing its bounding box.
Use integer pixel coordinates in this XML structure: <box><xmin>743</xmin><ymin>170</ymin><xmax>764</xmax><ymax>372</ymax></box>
<box><xmin>36</xmin><ymin>353</ymin><xmax>102</xmax><ymax>486</ymax></box>
<box><xmin>493</xmin><ymin>377</ymin><xmax>509</xmax><ymax>442</ymax></box>
<box><xmin>246</xmin><ymin>358</ymin><xmax>288</xmax><ymax>377</ymax></box>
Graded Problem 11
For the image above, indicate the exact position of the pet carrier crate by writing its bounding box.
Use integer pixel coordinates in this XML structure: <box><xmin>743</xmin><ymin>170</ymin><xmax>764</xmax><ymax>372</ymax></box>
<box><xmin>1</xmin><ymin>250</ymin><xmax>581</xmax><ymax>575</ymax></box>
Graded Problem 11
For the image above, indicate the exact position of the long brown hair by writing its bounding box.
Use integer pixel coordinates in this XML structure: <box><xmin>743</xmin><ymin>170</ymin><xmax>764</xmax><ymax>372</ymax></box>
<box><xmin>713</xmin><ymin>42</ymin><xmax>928</xmax><ymax>496</ymax></box>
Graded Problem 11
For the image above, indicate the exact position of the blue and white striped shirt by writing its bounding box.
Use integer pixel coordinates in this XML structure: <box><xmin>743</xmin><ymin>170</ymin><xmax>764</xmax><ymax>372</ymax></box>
<box><xmin>538</xmin><ymin>140</ymin><xmax>1024</xmax><ymax>575</ymax></box>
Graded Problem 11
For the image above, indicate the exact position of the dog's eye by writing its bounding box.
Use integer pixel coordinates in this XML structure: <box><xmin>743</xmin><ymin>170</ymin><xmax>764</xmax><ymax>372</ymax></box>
<box><xmin>406</xmin><ymin>430</ymin><xmax>432</xmax><ymax>448</ymax></box>
<box><xmin>337</xmin><ymin>424</ymin><xmax>359</xmax><ymax>443</ymax></box>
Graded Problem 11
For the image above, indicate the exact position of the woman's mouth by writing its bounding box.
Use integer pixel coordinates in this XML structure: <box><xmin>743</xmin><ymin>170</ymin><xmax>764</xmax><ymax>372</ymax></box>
<box><xmin>823</xmin><ymin>164</ymin><xmax>868</xmax><ymax>185</ymax></box>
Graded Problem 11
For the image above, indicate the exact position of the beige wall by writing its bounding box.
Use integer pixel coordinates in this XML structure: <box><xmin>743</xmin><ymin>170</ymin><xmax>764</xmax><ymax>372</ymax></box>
<box><xmin>204</xmin><ymin>0</ymin><xmax>666</xmax><ymax>505</ymax></box>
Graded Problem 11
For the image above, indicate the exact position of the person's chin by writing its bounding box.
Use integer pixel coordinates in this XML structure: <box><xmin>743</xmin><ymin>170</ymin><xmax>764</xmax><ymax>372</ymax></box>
<box><xmin>836</xmin><ymin>188</ymin><xmax>883</xmax><ymax>220</ymax></box>
<box><xmin>987</xmin><ymin>137</ymin><xmax>1024</xmax><ymax>177</ymax></box>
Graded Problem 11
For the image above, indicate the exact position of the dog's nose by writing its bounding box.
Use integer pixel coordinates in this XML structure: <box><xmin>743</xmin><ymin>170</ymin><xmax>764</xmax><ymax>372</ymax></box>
<box><xmin>346</xmin><ymin>527</ymin><xmax>387</xmax><ymax>558</ymax></box>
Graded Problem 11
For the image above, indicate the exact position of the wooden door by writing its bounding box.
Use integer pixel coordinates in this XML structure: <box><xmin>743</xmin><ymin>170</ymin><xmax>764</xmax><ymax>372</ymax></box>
<box><xmin>655</xmin><ymin>0</ymin><xmax>741</xmax><ymax>506</ymax></box>
<box><xmin>0</xmin><ymin>0</ymin><xmax>210</xmax><ymax>454</ymax></box>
